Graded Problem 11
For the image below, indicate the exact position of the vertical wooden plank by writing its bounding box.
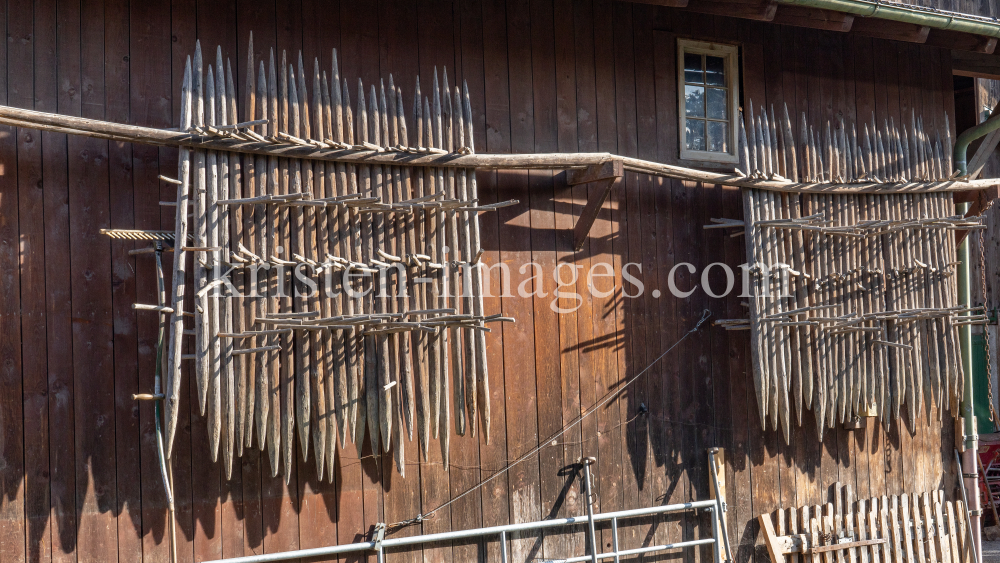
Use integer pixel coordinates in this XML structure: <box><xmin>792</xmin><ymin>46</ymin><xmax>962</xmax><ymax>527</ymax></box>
<box><xmin>105</xmin><ymin>0</ymin><xmax>144</xmax><ymax>560</ymax></box>
<box><xmin>588</xmin><ymin>1</ymin><xmax>627</xmax><ymax>559</ymax></box>
<box><xmin>478</xmin><ymin>1</ymin><xmax>513</xmax><ymax>563</ymax></box>
<box><xmin>934</xmin><ymin>492</ymin><xmax>951</xmax><ymax>563</ymax></box>
<box><xmin>922</xmin><ymin>493</ymin><xmax>939</xmax><ymax>563</ymax></box>
<box><xmin>7</xmin><ymin>1</ymin><xmax>36</xmax><ymax>562</ymax></box>
<box><xmin>570</xmin><ymin>1</ymin><xmax>615</xmax><ymax>560</ymax></box>
<box><xmin>946</xmin><ymin>501</ymin><xmax>963</xmax><ymax>563</ymax></box>
<box><xmin>71</xmin><ymin>0</ymin><xmax>118</xmax><ymax>560</ymax></box>
<box><xmin>609</xmin><ymin>3</ymin><xmax>646</xmax><ymax>556</ymax></box>
<box><xmin>525</xmin><ymin>0</ymin><xmax>575</xmax><ymax>552</ymax></box>
<box><xmin>551</xmin><ymin>0</ymin><xmax>586</xmax><ymax>558</ymax></box>
<box><xmin>890</xmin><ymin>496</ymin><xmax>904</xmax><ymax>563</ymax></box>
<box><xmin>129</xmin><ymin>0</ymin><xmax>174</xmax><ymax>559</ymax></box>
<box><xmin>47</xmin><ymin>0</ymin><xmax>82</xmax><ymax>560</ymax></box>
<box><xmin>868</xmin><ymin>498</ymin><xmax>881</xmax><ymax>563</ymax></box>
<box><xmin>958</xmin><ymin>500</ymin><xmax>970</xmax><ymax>563</ymax></box>
<box><xmin>902</xmin><ymin>494</ymin><xmax>918</xmax><ymax>563</ymax></box>
<box><xmin>845</xmin><ymin>485</ymin><xmax>857</xmax><ymax>563</ymax></box>
<box><xmin>500</xmin><ymin>0</ymin><xmax>544</xmax><ymax>560</ymax></box>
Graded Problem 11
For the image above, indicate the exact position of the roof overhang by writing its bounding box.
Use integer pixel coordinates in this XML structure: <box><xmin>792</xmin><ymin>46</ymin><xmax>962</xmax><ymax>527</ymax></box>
<box><xmin>632</xmin><ymin>0</ymin><xmax>1000</xmax><ymax>54</ymax></box>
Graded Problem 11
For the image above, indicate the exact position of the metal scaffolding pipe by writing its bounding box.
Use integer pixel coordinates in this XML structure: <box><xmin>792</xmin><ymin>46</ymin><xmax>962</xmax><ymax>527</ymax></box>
<box><xmin>203</xmin><ymin>500</ymin><xmax>720</xmax><ymax>563</ymax></box>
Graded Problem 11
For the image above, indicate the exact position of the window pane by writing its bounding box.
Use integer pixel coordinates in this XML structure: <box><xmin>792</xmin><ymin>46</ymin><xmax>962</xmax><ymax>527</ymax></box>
<box><xmin>686</xmin><ymin>119</ymin><xmax>706</xmax><ymax>151</ymax></box>
<box><xmin>705</xmin><ymin>55</ymin><xmax>725</xmax><ymax>86</ymax></box>
<box><xmin>707</xmin><ymin>88</ymin><xmax>727</xmax><ymax>119</ymax></box>
<box><xmin>708</xmin><ymin>121</ymin><xmax>728</xmax><ymax>153</ymax></box>
<box><xmin>685</xmin><ymin>85</ymin><xmax>705</xmax><ymax>117</ymax></box>
<box><xmin>684</xmin><ymin>53</ymin><xmax>703</xmax><ymax>84</ymax></box>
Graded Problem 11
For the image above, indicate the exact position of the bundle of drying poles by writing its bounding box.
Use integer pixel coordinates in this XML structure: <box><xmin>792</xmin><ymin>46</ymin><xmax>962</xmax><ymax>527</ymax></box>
<box><xmin>712</xmin><ymin>104</ymin><xmax>987</xmax><ymax>444</ymax></box>
<box><xmin>149</xmin><ymin>36</ymin><xmax>515</xmax><ymax>482</ymax></box>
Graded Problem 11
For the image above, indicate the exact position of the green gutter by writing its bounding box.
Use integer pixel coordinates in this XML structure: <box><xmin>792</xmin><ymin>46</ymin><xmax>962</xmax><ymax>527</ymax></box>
<box><xmin>776</xmin><ymin>0</ymin><xmax>1000</xmax><ymax>39</ymax></box>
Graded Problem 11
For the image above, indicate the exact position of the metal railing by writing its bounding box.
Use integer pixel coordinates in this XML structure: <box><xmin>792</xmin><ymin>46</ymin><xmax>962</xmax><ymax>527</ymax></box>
<box><xmin>205</xmin><ymin>459</ymin><xmax>731</xmax><ymax>563</ymax></box>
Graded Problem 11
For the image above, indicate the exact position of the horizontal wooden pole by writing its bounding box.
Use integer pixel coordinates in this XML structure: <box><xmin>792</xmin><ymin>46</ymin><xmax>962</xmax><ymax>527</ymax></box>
<box><xmin>804</xmin><ymin>538</ymin><xmax>887</xmax><ymax>554</ymax></box>
<box><xmin>0</xmin><ymin>104</ymin><xmax>996</xmax><ymax>193</ymax></box>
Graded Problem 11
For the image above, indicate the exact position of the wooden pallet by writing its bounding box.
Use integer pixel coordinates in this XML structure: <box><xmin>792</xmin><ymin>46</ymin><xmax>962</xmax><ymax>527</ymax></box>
<box><xmin>759</xmin><ymin>482</ymin><xmax>973</xmax><ymax>563</ymax></box>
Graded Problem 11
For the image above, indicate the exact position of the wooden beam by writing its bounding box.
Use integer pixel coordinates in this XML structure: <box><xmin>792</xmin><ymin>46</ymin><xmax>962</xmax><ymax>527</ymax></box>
<box><xmin>681</xmin><ymin>0</ymin><xmax>777</xmax><ymax>22</ymax></box>
<box><xmin>957</xmin><ymin>186</ymin><xmax>999</xmax><ymax>246</ymax></box>
<box><xmin>772</xmin><ymin>5</ymin><xmax>853</xmax><ymax>32</ymax></box>
<box><xmin>0</xmin><ymin>103</ymin><xmax>996</xmax><ymax>194</ymax></box>
<box><xmin>571</xmin><ymin>160</ymin><xmax>624</xmax><ymax>251</ymax></box>
<box><xmin>804</xmin><ymin>539</ymin><xmax>889</xmax><ymax>555</ymax></box>
<box><xmin>566</xmin><ymin>158</ymin><xmax>623</xmax><ymax>185</ymax></box>
<box><xmin>926</xmin><ymin>29</ymin><xmax>998</xmax><ymax>54</ymax></box>
<box><xmin>759</xmin><ymin>512</ymin><xmax>783</xmax><ymax>563</ymax></box>
<box><xmin>572</xmin><ymin>178</ymin><xmax>617</xmax><ymax>252</ymax></box>
<box><xmin>851</xmin><ymin>17</ymin><xmax>930</xmax><ymax>44</ymax></box>
<box><xmin>953</xmin><ymin>50</ymin><xmax>1000</xmax><ymax>81</ymax></box>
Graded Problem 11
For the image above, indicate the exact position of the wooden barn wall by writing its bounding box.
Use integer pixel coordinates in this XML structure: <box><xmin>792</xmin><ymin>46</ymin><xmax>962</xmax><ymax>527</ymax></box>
<box><xmin>0</xmin><ymin>1</ymin><xmax>960</xmax><ymax>563</ymax></box>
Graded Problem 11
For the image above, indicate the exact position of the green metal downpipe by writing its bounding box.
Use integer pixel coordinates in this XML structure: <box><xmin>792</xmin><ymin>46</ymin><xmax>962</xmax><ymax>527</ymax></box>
<box><xmin>954</xmin><ymin>111</ymin><xmax>1000</xmax><ymax>176</ymax></box>
<box><xmin>775</xmin><ymin>0</ymin><xmax>1000</xmax><ymax>38</ymax></box>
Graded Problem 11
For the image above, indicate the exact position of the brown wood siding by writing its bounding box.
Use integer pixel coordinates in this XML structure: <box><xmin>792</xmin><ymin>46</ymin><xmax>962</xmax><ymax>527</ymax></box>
<box><xmin>0</xmin><ymin>2</ymin><xmax>960</xmax><ymax>563</ymax></box>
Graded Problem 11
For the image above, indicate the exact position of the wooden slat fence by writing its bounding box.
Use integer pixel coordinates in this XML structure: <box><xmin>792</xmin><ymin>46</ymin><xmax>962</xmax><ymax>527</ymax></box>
<box><xmin>759</xmin><ymin>482</ymin><xmax>973</xmax><ymax>563</ymax></box>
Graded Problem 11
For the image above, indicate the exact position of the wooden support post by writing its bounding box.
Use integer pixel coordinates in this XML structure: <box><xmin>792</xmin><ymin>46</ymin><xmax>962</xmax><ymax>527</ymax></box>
<box><xmin>956</xmin><ymin>187</ymin><xmax>998</xmax><ymax>246</ymax></box>
<box><xmin>760</xmin><ymin>511</ymin><xmax>783</xmax><ymax>563</ymax></box>
<box><xmin>569</xmin><ymin>159</ymin><xmax>624</xmax><ymax>252</ymax></box>
<box><xmin>709</xmin><ymin>447</ymin><xmax>730</xmax><ymax>561</ymax></box>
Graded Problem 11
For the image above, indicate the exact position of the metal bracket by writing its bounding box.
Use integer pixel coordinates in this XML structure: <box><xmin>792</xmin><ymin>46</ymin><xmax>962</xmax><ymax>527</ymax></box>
<box><xmin>371</xmin><ymin>523</ymin><xmax>386</xmax><ymax>551</ymax></box>
<box><xmin>567</xmin><ymin>160</ymin><xmax>624</xmax><ymax>252</ymax></box>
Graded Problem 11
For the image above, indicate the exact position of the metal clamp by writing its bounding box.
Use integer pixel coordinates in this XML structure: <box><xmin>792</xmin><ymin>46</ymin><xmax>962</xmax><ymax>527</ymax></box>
<box><xmin>371</xmin><ymin>523</ymin><xmax>386</xmax><ymax>548</ymax></box>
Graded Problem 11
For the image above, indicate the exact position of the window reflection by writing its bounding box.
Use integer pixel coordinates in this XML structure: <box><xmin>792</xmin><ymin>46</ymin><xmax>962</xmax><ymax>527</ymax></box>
<box><xmin>708</xmin><ymin>121</ymin><xmax>728</xmax><ymax>153</ymax></box>
<box><xmin>705</xmin><ymin>56</ymin><xmax>725</xmax><ymax>86</ymax></box>
<box><xmin>684</xmin><ymin>53</ymin><xmax>703</xmax><ymax>84</ymax></box>
<box><xmin>686</xmin><ymin>120</ymin><xmax>705</xmax><ymax>151</ymax></box>
<box><xmin>682</xmin><ymin>48</ymin><xmax>731</xmax><ymax>155</ymax></box>
<box><xmin>685</xmin><ymin>85</ymin><xmax>705</xmax><ymax>117</ymax></box>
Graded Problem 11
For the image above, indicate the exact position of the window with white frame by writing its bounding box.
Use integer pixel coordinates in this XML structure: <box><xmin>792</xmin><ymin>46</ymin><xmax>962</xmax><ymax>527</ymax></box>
<box><xmin>678</xmin><ymin>39</ymin><xmax>740</xmax><ymax>164</ymax></box>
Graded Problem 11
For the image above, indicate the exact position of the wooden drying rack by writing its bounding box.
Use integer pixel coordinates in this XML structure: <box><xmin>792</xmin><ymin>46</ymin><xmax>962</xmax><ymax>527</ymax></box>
<box><xmin>759</xmin><ymin>482</ymin><xmax>973</xmax><ymax>563</ymax></box>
